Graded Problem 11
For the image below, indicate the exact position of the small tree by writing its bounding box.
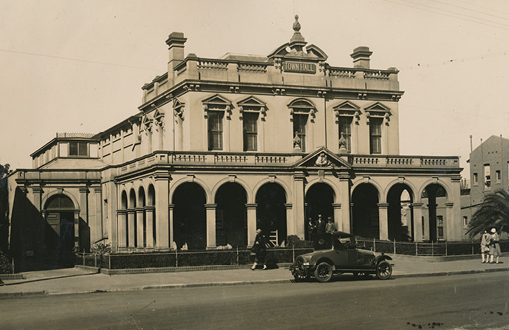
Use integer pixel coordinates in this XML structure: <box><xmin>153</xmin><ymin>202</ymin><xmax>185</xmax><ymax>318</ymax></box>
<box><xmin>467</xmin><ymin>189</ymin><xmax>509</xmax><ymax>238</ymax></box>
<box><xmin>91</xmin><ymin>242</ymin><xmax>111</xmax><ymax>269</ymax></box>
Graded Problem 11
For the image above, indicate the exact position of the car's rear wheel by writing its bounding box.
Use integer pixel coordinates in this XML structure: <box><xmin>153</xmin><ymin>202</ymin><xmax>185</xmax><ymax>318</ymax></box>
<box><xmin>376</xmin><ymin>260</ymin><xmax>392</xmax><ymax>280</ymax></box>
<box><xmin>314</xmin><ymin>262</ymin><xmax>333</xmax><ymax>283</ymax></box>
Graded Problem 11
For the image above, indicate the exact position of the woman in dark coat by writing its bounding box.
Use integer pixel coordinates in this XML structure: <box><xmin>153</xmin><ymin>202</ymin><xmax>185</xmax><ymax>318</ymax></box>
<box><xmin>251</xmin><ymin>229</ymin><xmax>267</xmax><ymax>270</ymax></box>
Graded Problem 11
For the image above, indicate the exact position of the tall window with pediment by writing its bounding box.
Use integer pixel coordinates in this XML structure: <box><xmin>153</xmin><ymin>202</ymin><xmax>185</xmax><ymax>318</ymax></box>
<box><xmin>339</xmin><ymin>117</ymin><xmax>352</xmax><ymax>153</ymax></box>
<box><xmin>243</xmin><ymin>112</ymin><xmax>258</xmax><ymax>151</ymax></box>
<box><xmin>288</xmin><ymin>98</ymin><xmax>316</xmax><ymax>153</ymax></box>
<box><xmin>369</xmin><ymin>117</ymin><xmax>383</xmax><ymax>154</ymax></box>
<box><xmin>208</xmin><ymin>111</ymin><xmax>224</xmax><ymax>150</ymax></box>
<box><xmin>293</xmin><ymin>114</ymin><xmax>308</xmax><ymax>152</ymax></box>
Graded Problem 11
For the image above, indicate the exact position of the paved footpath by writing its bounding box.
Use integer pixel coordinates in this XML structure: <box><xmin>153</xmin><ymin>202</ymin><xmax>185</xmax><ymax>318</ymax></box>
<box><xmin>0</xmin><ymin>255</ymin><xmax>508</xmax><ymax>297</ymax></box>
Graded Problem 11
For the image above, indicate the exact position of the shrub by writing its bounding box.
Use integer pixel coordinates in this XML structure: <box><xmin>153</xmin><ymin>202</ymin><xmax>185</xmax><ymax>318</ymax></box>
<box><xmin>0</xmin><ymin>251</ymin><xmax>13</xmax><ymax>274</ymax></box>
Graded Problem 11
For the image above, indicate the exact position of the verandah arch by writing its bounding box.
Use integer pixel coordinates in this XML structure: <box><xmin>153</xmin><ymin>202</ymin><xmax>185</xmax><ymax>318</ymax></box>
<box><xmin>351</xmin><ymin>183</ymin><xmax>380</xmax><ymax>239</ymax></box>
<box><xmin>214</xmin><ymin>182</ymin><xmax>248</xmax><ymax>248</ymax></box>
<box><xmin>387</xmin><ymin>183</ymin><xmax>414</xmax><ymax>242</ymax></box>
<box><xmin>255</xmin><ymin>182</ymin><xmax>287</xmax><ymax>245</ymax></box>
<box><xmin>305</xmin><ymin>182</ymin><xmax>335</xmax><ymax>240</ymax></box>
<box><xmin>172</xmin><ymin>182</ymin><xmax>207</xmax><ymax>250</ymax></box>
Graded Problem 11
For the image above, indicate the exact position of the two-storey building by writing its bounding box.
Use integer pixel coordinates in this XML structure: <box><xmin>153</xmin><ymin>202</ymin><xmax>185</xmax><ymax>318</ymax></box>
<box><xmin>8</xmin><ymin>17</ymin><xmax>463</xmax><ymax>265</ymax></box>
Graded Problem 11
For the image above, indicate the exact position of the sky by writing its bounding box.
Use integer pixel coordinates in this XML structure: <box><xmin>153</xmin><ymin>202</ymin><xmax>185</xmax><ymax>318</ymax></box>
<box><xmin>2</xmin><ymin>0</ymin><xmax>509</xmax><ymax>180</ymax></box>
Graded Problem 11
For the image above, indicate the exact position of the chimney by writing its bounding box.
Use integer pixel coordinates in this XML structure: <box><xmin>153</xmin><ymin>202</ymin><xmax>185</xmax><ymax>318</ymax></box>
<box><xmin>350</xmin><ymin>46</ymin><xmax>372</xmax><ymax>69</ymax></box>
<box><xmin>166</xmin><ymin>32</ymin><xmax>187</xmax><ymax>70</ymax></box>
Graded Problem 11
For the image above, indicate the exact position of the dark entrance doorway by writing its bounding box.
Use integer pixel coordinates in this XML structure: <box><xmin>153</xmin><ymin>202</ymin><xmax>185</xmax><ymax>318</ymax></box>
<box><xmin>422</xmin><ymin>184</ymin><xmax>447</xmax><ymax>242</ymax></box>
<box><xmin>305</xmin><ymin>183</ymin><xmax>335</xmax><ymax>240</ymax></box>
<box><xmin>215</xmin><ymin>183</ymin><xmax>247</xmax><ymax>248</ymax></box>
<box><xmin>44</xmin><ymin>194</ymin><xmax>76</xmax><ymax>266</ymax></box>
<box><xmin>172</xmin><ymin>183</ymin><xmax>206</xmax><ymax>250</ymax></box>
<box><xmin>255</xmin><ymin>183</ymin><xmax>287</xmax><ymax>245</ymax></box>
<box><xmin>352</xmin><ymin>184</ymin><xmax>379</xmax><ymax>239</ymax></box>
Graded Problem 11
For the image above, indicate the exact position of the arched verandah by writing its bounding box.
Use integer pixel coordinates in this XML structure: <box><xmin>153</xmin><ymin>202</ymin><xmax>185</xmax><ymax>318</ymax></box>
<box><xmin>172</xmin><ymin>182</ymin><xmax>207</xmax><ymax>250</ymax></box>
<box><xmin>255</xmin><ymin>183</ymin><xmax>287</xmax><ymax>245</ymax></box>
<box><xmin>215</xmin><ymin>182</ymin><xmax>248</xmax><ymax>248</ymax></box>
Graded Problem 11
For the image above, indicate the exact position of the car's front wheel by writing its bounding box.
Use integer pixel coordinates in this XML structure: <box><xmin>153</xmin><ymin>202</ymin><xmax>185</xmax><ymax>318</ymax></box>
<box><xmin>314</xmin><ymin>262</ymin><xmax>333</xmax><ymax>283</ymax></box>
<box><xmin>376</xmin><ymin>260</ymin><xmax>392</xmax><ymax>280</ymax></box>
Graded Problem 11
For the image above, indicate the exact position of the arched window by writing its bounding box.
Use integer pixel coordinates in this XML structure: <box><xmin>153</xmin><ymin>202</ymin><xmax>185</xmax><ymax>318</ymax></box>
<box><xmin>288</xmin><ymin>98</ymin><xmax>316</xmax><ymax>152</ymax></box>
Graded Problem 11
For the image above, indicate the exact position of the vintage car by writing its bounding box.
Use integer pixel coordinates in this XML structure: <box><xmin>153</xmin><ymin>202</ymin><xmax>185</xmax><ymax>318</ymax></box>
<box><xmin>290</xmin><ymin>231</ymin><xmax>393</xmax><ymax>282</ymax></box>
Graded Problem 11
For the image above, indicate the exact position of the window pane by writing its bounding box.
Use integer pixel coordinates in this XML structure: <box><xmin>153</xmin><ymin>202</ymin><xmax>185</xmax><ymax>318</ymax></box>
<box><xmin>293</xmin><ymin>114</ymin><xmax>307</xmax><ymax>152</ymax></box>
<box><xmin>243</xmin><ymin>112</ymin><xmax>258</xmax><ymax>151</ymax></box>
<box><xmin>69</xmin><ymin>142</ymin><xmax>78</xmax><ymax>156</ymax></box>
<box><xmin>78</xmin><ymin>142</ymin><xmax>88</xmax><ymax>156</ymax></box>
<box><xmin>208</xmin><ymin>112</ymin><xmax>224</xmax><ymax>150</ymax></box>
<box><xmin>339</xmin><ymin>117</ymin><xmax>352</xmax><ymax>153</ymax></box>
<box><xmin>369</xmin><ymin>118</ymin><xmax>382</xmax><ymax>154</ymax></box>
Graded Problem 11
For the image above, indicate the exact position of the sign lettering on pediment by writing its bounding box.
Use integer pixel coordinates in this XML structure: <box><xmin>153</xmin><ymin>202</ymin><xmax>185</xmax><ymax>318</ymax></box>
<box><xmin>283</xmin><ymin>61</ymin><xmax>316</xmax><ymax>74</ymax></box>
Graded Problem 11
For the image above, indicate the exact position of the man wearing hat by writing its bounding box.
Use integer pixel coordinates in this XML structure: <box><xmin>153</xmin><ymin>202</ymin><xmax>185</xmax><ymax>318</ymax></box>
<box><xmin>489</xmin><ymin>228</ymin><xmax>501</xmax><ymax>264</ymax></box>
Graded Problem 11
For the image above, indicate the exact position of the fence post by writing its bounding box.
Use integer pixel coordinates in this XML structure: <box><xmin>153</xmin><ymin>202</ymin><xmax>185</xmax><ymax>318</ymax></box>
<box><xmin>292</xmin><ymin>246</ymin><xmax>295</xmax><ymax>263</ymax></box>
<box><xmin>393</xmin><ymin>239</ymin><xmax>396</xmax><ymax>255</ymax></box>
<box><xmin>445</xmin><ymin>242</ymin><xmax>448</xmax><ymax>256</ymax></box>
<box><xmin>108</xmin><ymin>254</ymin><xmax>111</xmax><ymax>270</ymax></box>
<box><xmin>415</xmin><ymin>241</ymin><xmax>418</xmax><ymax>256</ymax></box>
<box><xmin>236</xmin><ymin>247</ymin><xmax>239</xmax><ymax>266</ymax></box>
<box><xmin>95</xmin><ymin>254</ymin><xmax>97</xmax><ymax>267</ymax></box>
<box><xmin>432</xmin><ymin>241</ymin><xmax>434</xmax><ymax>257</ymax></box>
<box><xmin>472</xmin><ymin>240</ymin><xmax>474</xmax><ymax>255</ymax></box>
<box><xmin>373</xmin><ymin>238</ymin><xmax>376</xmax><ymax>252</ymax></box>
<box><xmin>83</xmin><ymin>253</ymin><xmax>85</xmax><ymax>266</ymax></box>
<box><xmin>176</xmin><ymin>248</ymin><xmax>178</xmax><ymax>268</ymax></box>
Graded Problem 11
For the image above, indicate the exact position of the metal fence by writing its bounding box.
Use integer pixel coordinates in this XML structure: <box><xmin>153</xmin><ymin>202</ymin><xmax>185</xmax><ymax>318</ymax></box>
<box><xmin>356</xmin><ymin>238</ymin><xmax>508</xmax><ymax>256</ymax></box>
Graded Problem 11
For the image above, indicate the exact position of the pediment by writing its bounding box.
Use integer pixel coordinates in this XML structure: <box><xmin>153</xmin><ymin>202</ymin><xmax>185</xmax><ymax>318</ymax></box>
<box><xmin>237</xmin><ymin>96</ymin><xmax>266</xmax><ymax>108</ymax></box>
<box><xmin>333</xmin><ymin>100</ymin><xmax>360</xmax><ymax>112</ymax></box>
<box><xmin>201</xmin><ymin>94</ymin><xmax>233</xmax><ymax>108</ymax></box>
<box><xmin>294</xmin><ymin>147</ymin><xmax>351</xmax><ymax>169</ymax></box>
<box><xmin>364</xmin><ymin>102</ymin><xmax>391</xmax><ymax>113</ymax></box>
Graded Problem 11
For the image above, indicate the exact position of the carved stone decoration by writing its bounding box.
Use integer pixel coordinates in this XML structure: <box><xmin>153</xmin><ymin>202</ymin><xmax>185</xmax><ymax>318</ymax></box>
<box><xmin>153</xmin><ymin>107</ymin><xmax>165</xmax><ymax>130</ymax></box>
<box><xmin>274</xmin><ymin>58</ymin><xmax>282</xmax><ymax>71</ymax></box>
<box><xmin>225</xmin><ymin>105</ymin><xmax>232</xmax><ymax>120</ymax></box>
<box><xmin>173</xmin><ymin>98</ymin><xmax>185</xmax><ymax>122</ymax></box>
<box><xmin>141</xmin><ymin>114</ymin><xmax>153</xmax><ymax>135</ymax></box>
<box><xmin>315</xmin><ymin>152</ymin><xmax>331</xmax><ymax>167</ymax></box>
<box><xmin>260</xmin><ymin>106</ymin><xmax>267</xmax><ymax>121</ymax></box>
<box><xmin>203</xmin><ymin>104</ymin><xmax>209</xmax><ymax>119</ymax></box>
<box><xmin>293</xmin><ymin>131</ymin><xmax>301</xmax><ymax>150</ymax></box>
<box><xmin>338</xmin><ymin>132</ymin><xmax>347</xmax><ymax>150</ymax></box>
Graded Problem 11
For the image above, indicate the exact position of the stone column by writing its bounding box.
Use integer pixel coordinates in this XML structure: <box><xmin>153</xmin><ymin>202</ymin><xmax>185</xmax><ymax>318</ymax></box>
<box><xmin>169</xmin><ymin>204</ymin><xmax>175</xmax><ymax>249</ymax></box>
<box><xmin>445</xmin><ymin>202</ymin><xmax>454</xmax><ymax>241</ymax></box>
<box><xmin>145</xmin><ymin>206</ymin><xmax>155</xmax><ymax>249</ymax></box>
<box><xmin>106</xmin><ymin>179</ymin><xmax>118</xmax><ymax>252</ymax></box>
<box><xmin>332</xmin><ymin>203</ymin><xmax>342</xmax><ymax>231</ymax></box>
<box><xmin>94</xmin><ymin>187</ymin><xmax>103</xmax><ymax>242</ymax></box>
<box><xmin>378</xmin><ymin>203</ymin><xmax>389</xmax><ymax>240</ymax></box>
<box><xmin>155</xmin><ymin>172</ymin><xmax>170</xmax><ymax>251</ymax></box>
<box><xmin>74</xmin><ymin>210</ymin><xmax>80</xmax><ymax>251</ymax></box>
<box><xmin>136</xmin><ymin>207</ymin><xmax>145</xmax><ymax>249</ymax></box>
<box><xmin>117</xmin><ymin>210</ymin><xmax>127</xmax><ymax>251</ymax></box>
<box><xmin>32</xmin><ymin>186</ymin><xmax>43</xmax><ymax>212</ymax></box>
<box><xmin>246</xmin><ymin>203</ymin><xmax>257</xmax><ymax>247</ymax></box>
<box><xmin>339</xmin><ymin>175</ymin><xmax>351</xmax><ymax>233</ymax></box>
<box><xmin>205</xmin><ymin>204</ymin><xmax>217</xmax><ymax>250</ymax></box>
<box><xmin>127</xmin><ymin>210</ymin><xmax>136</xmax><ymax>250</ymax></box>
<box><xmin>293</xmin><ymin>173</ymin><xmax>305</xmax><ymax>239</ymax></box>
<box><xmin>79</xmin><ymin>187</ymin><xmax>89</xmax><ymax>224</ymax></box>
<box><xmin>285</xmin><ymin>203</ymin><xmax>293</xmax><ymax>243</ymax></box>
<box><xmin>412</xmin><ymin>203</ymin><xmax>423</xmax><ymax>242</ymax></box>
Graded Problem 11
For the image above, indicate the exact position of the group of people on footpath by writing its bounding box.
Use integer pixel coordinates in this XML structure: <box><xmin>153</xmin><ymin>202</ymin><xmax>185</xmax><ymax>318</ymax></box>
<box><xmin>481</xmin><ymin>228</ymin><xmax>502</xmax><ymax>264</ymax></box>
<box><xmin>307</xmin><ymin>214</ymin><xmax>337</xmax><ymax>239</ymax></box>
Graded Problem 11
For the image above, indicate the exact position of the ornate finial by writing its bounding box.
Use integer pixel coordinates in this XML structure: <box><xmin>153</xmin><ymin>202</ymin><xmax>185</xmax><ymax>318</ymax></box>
<box><xmin>293</xmin><ymin>15</ymin><xmax>301</xmax><ymax>32</ymax></box>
